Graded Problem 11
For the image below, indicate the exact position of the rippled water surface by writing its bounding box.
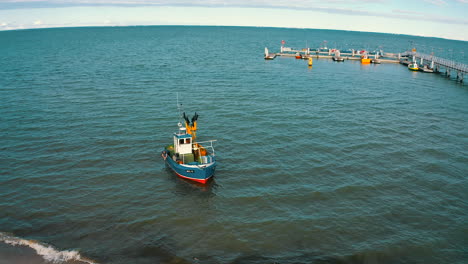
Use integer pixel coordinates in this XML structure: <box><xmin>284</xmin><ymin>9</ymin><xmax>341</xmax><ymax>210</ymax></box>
<box><xmin>0</xmin><ymin>26</ymin><xmax>467</xmax><ymax>264</ymax></box>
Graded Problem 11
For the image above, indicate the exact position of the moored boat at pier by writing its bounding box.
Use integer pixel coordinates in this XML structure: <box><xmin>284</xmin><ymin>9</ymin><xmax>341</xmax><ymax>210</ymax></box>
<box><xmin>332</xmin><ymin>56</ymin><xmax>344</xmax><ymax>62</ymax></box>
<box><xmin>361</xmin><ymin>58</ymin><xmax>371</xmax><ymax>64</ymax></box>
<box><xmin>408</xmin><ymin>62</ymin><xmax>419</xmax><ymax>71</ymax></box>
<box><xmin>264</xmin><ymin>47</ymin><xmax>276</xmax><ymax>60</ymax></box>
<box><xmin>361</xmin><ymin>53</ymin><xmax>371</xmax><ymax>64</ymax></box>
<box><xmin>420</xmin><ymin>65</ymin><xmax>434</xmax><ymax>73</ymax></box>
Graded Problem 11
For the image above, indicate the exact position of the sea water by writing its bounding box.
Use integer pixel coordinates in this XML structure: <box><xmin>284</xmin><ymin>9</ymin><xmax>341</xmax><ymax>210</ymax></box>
<box><xmin>0</xmin><ymin>26</ymin><xmax>467</xmax><ymax>264</ymax></box>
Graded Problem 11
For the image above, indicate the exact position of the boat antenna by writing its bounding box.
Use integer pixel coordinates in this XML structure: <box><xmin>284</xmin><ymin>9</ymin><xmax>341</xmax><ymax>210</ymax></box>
<box><xmin>176</xmin><ymin>92</ymin><xmax>183</xmax><ymax>127</ymax></box>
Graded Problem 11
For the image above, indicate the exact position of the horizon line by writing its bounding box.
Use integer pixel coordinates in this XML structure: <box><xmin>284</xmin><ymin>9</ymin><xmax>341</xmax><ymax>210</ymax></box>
<box><xmin>0</xmin><ymin>24</ymin><xmax>466</xmax><ymax>42</ymax></box>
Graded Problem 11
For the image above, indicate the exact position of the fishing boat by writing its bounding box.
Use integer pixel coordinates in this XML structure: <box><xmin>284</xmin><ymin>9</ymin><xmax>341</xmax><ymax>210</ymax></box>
<box><xmin>295</xmin><ymin>53</ymin><xmax>302</xmax><ymax>59</ymax></box>
<box><xmin>161</xmin><ymin>103</ymin><xmax>217</xmax><ymax>184</ymax></box>
<box><xmin>408</xmin><ymin>62</ymin><xmax>419</xmax><ymax>71</ymax></box>
<box><xmin>264</xmin><ymin>47</ymin><xmax>276</xmax><ymax>60</ymax></box>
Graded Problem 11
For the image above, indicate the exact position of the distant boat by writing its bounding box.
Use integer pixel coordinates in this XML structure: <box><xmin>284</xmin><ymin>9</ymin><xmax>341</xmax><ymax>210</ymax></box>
<box><xmin>421</xmin><ymin>65</ymin><xmax>434</xmax><ymax>73</ymax></box>
<box><xmin>332</xmin><ymin>50</ymin><xmax>344</xmax><ymax>62</ymax></box>
<box><xmin>421</xmin><ymin>61</ymin><xmax>435</xmax><ymax>73</ymax></box>
<box><xmin>361</xmin><ymin>57</ymin><xmax>371</xmax><ymax>64</ymax></box>
<box><xmin>361</xmin><ymin>59</ymin><xmax>371</xmax><ymax>64</ymax></box>
<box><xmin>295</xmin><ymin>52</ymin><xmax>302</xmax><ymax>59</ymax></box>
<box><xmin>408</xmin><ymin>62</ymin><xmax>419</xmax><ymax>71</ymax></box>
<box><xmin>360</xmin><ymin>52</ymin><xmax>371</xmax><ymax>64</ymax></box>
<box><xmin>400</xmin><ymin>60</ymin><xmax>411</xmax><ymax>66</ymax></box>
<box><xmin>332</xmin><ymin>56</ymin><xmax>344</xmax><ymax>62</ymax></box>
<box><xmin>264</xmin><ymin>47</ymin><xmax>276</xmax><ymax>60</ymax></box>
<box><xmin>161</xmin><ymin>101</ymin><xmax>217</xmax><ymax>184</ymax></box>
<box><xmin>372</xmin><ymin>51</ymin><xmax>382</xmax><ymax>64</ymax></box>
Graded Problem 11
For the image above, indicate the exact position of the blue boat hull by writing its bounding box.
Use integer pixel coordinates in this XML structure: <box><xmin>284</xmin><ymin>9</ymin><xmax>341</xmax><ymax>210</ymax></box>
<box><xmin>162</xmin><ymin>151</ymin><xmax>216</xmax><ymax>184</ymax></box>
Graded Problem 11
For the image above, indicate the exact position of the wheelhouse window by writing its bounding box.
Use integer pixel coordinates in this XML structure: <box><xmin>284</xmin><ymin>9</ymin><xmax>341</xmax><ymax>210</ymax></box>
<box><xmin>179</xmin><ymin>138</ymin><xmax>191</xmax><ymax>144</ymax></box>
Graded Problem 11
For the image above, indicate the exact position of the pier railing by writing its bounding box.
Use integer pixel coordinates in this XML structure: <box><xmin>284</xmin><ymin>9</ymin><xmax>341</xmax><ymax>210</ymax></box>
<box><xmin>403</xmin><ymin>51</ymin><xmax>468</xmax><ymax>74</ymax></box>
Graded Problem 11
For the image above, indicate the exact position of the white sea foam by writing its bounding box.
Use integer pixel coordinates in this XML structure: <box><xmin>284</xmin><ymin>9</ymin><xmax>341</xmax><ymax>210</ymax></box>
<box><xmin>0</xmin><ymin>232</ymin><xmax>97</xmax><ymax>264</ymax></box>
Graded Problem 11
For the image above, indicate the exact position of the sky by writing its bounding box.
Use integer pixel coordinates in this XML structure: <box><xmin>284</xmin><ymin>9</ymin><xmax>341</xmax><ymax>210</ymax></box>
<box><xmin>0</xmin><ymin>0</ymin><xmax>467</xmax><ymax>41</ymax></box>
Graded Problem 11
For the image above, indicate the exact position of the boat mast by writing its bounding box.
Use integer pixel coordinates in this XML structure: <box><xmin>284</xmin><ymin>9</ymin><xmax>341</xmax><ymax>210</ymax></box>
<box><xmin>176</xmin><ymin>92</ymin><xmax>183</xmax><ymax>127</ymax></box>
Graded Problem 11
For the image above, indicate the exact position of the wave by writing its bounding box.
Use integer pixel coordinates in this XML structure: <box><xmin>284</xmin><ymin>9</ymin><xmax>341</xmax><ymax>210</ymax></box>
<box><xmin>0</xmin><ymin>232</ymin><xmax>97</xmax><ymax>264</ymax></box>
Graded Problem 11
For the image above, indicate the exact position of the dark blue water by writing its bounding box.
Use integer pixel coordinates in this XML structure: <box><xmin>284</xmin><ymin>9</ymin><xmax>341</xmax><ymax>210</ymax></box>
<box><xmin>1</xmin><ymin>26</ymin><xmax>467</xmax><ymax>264</ymax></box>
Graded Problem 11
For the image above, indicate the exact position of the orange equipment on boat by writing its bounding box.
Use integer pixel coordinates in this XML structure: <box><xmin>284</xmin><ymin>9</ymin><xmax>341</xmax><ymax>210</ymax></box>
<box><xmin>193</xmin><ymin>143</ymin><xmax>207</xmax><ymax>156</ymax></box>
<box><xmin>183</xmin><ymin>112</ymin><xmax>198</xmax><ymax>140</ymax></box>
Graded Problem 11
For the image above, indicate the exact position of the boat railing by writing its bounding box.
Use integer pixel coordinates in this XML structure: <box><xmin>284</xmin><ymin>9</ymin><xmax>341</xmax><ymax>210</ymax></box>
<box><xmin>193</xmin><ymin>140</ymin><xmax>217</xmax><ymax>157</ymax></box>
<box><xmin>185</xmin><ymin>140</ymin><xmax>215</xmax><ymax>165</ymax></box>
<box><xmin>173</xmin><ymin>140</ymin><xmax>217</xmax><ymax>165</ymax></box>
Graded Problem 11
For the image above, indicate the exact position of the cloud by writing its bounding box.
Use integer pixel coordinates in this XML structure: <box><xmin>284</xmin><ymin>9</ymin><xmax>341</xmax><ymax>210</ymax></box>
<box><xmin>33</xmin><ymin>19</ymin><xmax>42</xmax><ymax>25</ymax></box>
<box><xmin>423</xmin><ymin>0</ymin><xmax>447</xmax><ymax>5</ymax></box>
<box><xmin>392</xmin><ymin>9</ymin><xmax>427</xmax><ymax>15</ymax></box>
<box><xmin>0</xmin><ymin>0</ymin><xmax>386</xmax><ymax>10</ymax></box>
<box><xmin>0</xmin><ymin>21</ymin><xmax>24</xmax><ymax>30</ymax></box>
<box><xmin>0</xmin><ymin>0</ymin><xmax>467</xmax><ymax>26</ymax></box>
<box><xmin>390</xmin><ymin>8</ymin><xmax>468</xmax><ymax>25</ymax></box>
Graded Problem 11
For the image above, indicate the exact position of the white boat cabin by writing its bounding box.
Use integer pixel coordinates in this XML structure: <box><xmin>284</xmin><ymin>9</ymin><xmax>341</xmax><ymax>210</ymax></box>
<box><xmin>174</xmin><ymin>127</ymin><xmax>192</xmax><ymax>155</ymax></box>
